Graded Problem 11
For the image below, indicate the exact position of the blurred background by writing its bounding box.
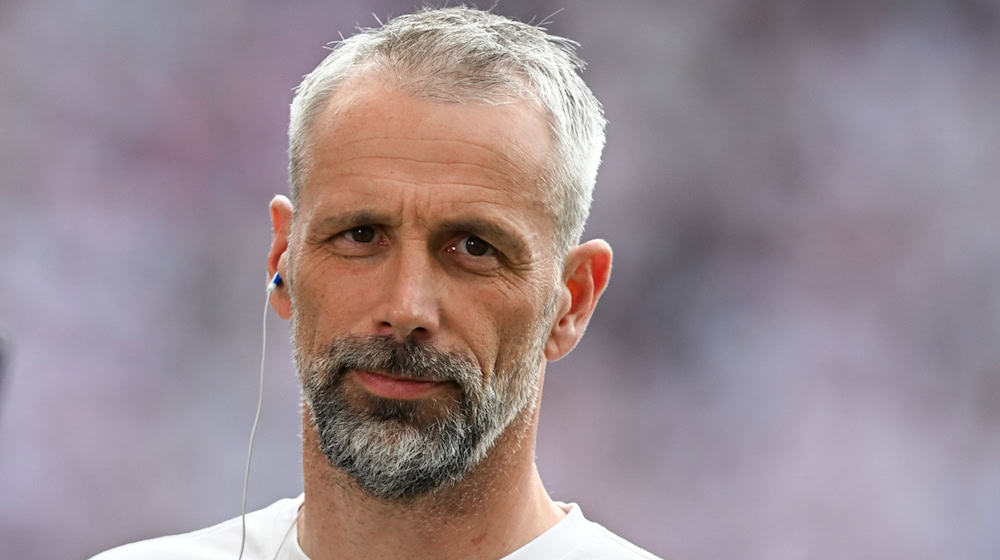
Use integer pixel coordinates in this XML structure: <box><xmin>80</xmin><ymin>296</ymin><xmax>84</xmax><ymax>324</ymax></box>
<box><xmin>2</xmin><ymin>0</ymin><xmax>999</xmax><ymax>558</ymax></box>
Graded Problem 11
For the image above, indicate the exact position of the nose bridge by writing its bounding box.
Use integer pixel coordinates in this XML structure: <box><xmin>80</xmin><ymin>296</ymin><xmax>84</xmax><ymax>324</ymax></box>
<box><xmin>376</xmin><ymin>239</ymin><xmax>440</xmax><ymax>340</ymax></box>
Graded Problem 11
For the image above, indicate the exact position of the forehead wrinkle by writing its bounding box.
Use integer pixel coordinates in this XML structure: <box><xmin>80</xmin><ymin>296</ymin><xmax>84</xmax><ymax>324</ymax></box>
<box><xmin>313</xmin><ymin>113</ymin><xmax>545</xmax><ymax>166</ymax></box>
<box><xmin>311</xmin><ymin>172</ymin><xmax>532</xmax><ymax>199</ymax></box>
<box><xmin>326</xmin><ymin>135</ymin><xmax>522</xmax><ymax>162</ymax></box>
<box><xmin>310</xmin><ymin>143</ymin><xmax>541</xmax><ymax>199</ymax></box>
<box><xmin>336</xmin><ymin>154</ymin><xmax>513</xmax><ymax>181</ymax></box>
<box><xmin>319</xmin><ymin>137</ymin><xmax>540</xmax><ymax>187</ymax></box>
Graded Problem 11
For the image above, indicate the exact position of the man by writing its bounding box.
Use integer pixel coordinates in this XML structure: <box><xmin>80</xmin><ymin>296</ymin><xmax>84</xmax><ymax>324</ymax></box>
<box><xmin>95</xmin><ymin>6</ymin><xmax>659</xmax><ymax>559</ymax></box>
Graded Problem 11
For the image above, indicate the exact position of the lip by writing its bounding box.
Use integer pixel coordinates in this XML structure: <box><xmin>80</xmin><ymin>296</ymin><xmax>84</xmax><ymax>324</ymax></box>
<box><xmin>352</xmin><ymin>370</ymin><xmax>448</xmax><ymax>400</ymax></box>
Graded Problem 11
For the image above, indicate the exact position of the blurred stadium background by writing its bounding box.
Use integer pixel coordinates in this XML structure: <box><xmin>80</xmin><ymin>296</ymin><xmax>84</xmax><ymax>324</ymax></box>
<box><xmin>2</xmin><ymin>1</ymin><xmax>999</xmax><ymax>558</ymax></box>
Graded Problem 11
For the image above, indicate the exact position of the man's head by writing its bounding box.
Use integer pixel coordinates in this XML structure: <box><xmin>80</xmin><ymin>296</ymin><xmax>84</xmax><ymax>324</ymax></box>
<box><xmin>266</xmin><ymin>6</ymin><xmax>611</xmax><ymax>502</ymax></box>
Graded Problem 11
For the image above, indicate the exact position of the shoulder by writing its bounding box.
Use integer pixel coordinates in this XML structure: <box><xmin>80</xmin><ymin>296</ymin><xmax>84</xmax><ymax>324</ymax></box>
<box><xmin>506</xmin><ymin>503</ymin><xmax>664</xmax><ymax>560</ymax></box>
<box><xmin>574</xmin><ymin>513</ymin><xmax>664</xmax><ymax>560</ymax></box>
<box><xmin>89</xmin><ymin>496</ymin><xmax>303</xmax><ymax>560</ymax></box>
<box><xmin>89</xmin><ymin>520</ymin><xmax>242</xmax><ymax>560</ymax></box>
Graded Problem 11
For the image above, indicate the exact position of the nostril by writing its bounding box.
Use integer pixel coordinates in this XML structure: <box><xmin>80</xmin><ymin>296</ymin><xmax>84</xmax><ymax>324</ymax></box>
<box><xmin>376</xmin><ymin>321</ymin><xmax>428</xmax><ymax>338</ymax></box>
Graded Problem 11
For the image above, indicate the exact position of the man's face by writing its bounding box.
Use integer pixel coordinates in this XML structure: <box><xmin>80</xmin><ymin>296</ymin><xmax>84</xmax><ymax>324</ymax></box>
<box><xmin>285</xmin><ymin>76</ymin><xmax>560</xmax><ymax>500</ymax></box>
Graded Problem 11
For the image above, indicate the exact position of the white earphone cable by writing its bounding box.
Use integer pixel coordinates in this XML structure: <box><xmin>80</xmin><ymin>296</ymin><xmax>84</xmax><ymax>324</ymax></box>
<box><xmin>237</xmin><ymin>287</ymin><xmax>272</xmax><ymax>560</ymax></box>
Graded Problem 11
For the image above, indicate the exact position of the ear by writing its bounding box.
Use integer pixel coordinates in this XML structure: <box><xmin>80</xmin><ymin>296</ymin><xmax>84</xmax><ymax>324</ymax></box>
<box><xmin>544</xmin><ymin>239</ymin><xmax>613</xmax><ymax>361</ymax></box>
<box><xmin>267</xmin><ymin>195</ymin><xmax>294</xmax><ymax>320</ymax></box>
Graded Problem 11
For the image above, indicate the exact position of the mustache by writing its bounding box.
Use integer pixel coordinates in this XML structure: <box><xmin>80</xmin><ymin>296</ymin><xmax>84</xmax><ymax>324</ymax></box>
<box><xmin>317</xmin><ymin>335</ymin><xmax>481</xmax><ymax>386</ymax></box>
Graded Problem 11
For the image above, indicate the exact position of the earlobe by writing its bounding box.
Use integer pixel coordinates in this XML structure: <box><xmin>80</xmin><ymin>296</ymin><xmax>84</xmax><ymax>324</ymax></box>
<box><xmin>544</xmin><ymin>239</ymin><xmax>613</xmax><ymax>361</ymax></box>
<box><xmin>267</xmin><ymin>195</ymin><xmax>294</xmax><ymax>320</ymax></box>
<box><xmin>543</xmin><ymin>288</ymin><xmax>572</xmax><ymax>360</ymax></box>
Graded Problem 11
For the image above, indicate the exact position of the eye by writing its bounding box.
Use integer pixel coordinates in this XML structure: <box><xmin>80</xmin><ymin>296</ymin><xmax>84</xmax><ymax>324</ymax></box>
<box><xmin>447</xmin><ymin>235</ymin><xmax>497</xmax><ymax>258</ymax></box>
<box><xmin>324</xmin><ymin>224</ymin><xmax>386</xmax><ymax>257</ymax></box>
<box><xmin>463</xmin><ymin>236</ymin><xmax>494</xmax><ymax>257</ymax></box>
<box><xmin>347</xmin><ymin>225</ymin><xmax>376</xmax><ymax>243</ymax></box>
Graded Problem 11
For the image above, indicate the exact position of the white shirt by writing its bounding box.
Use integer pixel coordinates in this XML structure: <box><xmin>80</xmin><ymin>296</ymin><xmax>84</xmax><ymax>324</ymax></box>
<box><xmin>91</xmin><ymin>495</ymin><xmax>661</xmax><ymax>560</ymax></box>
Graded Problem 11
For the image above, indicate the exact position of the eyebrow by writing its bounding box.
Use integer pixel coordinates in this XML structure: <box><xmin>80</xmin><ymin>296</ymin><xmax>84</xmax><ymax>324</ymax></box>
<box><xmin>308</xmin><ymin>210</ymin><xmax>397</xmax><ymax>235</ymax></box>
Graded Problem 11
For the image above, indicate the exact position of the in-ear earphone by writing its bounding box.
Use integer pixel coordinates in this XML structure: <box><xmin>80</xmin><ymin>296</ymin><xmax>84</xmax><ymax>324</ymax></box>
<box><xmin>266</xmin><ymin>272</ymin><xmax>283</xmax><ymax>294</ymax></box>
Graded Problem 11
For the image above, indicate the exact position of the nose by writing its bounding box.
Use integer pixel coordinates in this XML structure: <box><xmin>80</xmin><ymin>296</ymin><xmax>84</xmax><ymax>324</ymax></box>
<box><xmin>373</xmin><ymin>245</ymin><xmax>440</xmax><ymax>341</ymax></box>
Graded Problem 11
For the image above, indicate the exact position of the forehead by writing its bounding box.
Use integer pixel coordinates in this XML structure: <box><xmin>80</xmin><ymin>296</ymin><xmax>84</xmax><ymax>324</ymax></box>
<box><xmin>298</xmin><ymin>75</ymin><xmax>554</xmax><ymax>214</ymax></box>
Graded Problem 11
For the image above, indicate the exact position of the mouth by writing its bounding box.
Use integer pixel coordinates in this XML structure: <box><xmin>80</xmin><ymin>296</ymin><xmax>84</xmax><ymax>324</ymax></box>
<box><xmin>351</xmin><ymin>369</ymin><xmax>451</xmax><ymax>400</ymax></box>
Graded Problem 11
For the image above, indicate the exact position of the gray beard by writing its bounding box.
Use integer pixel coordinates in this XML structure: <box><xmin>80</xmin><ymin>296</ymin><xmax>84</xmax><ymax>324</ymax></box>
<box><xmin>295</xmin><ymin>334</ymin><xmax>540</xmax><ymax>501</ymax></box>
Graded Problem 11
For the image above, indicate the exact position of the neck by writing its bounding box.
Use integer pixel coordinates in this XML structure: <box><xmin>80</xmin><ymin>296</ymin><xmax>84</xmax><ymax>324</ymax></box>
<box><xmin>297</xmin><ymin>397</ymin><xmax>564</xmax><ymax>560</ymax></box>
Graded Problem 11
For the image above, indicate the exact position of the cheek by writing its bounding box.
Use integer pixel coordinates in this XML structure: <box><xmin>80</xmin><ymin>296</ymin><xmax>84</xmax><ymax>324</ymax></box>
<box><xmin>289</xmin><ymin>279</ymin><xmax>321</xmax><ymax>356</ymax></box>
<box><xmin>289</xmin><ymin>253</ymin><xmax>376</xmax><ymax>353</ymax></box>
<box><xmin>478</xmin><ymin>284</ymin><xmax>551</xmax><ymax>373</ymax></box>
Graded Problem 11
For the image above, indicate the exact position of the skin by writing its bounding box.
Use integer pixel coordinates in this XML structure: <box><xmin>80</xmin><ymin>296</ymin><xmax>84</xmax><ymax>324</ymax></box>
<box><xmin>266</xmin><ymin>74</ymin><xmax>613</xmax><ymax>560</ymax></box>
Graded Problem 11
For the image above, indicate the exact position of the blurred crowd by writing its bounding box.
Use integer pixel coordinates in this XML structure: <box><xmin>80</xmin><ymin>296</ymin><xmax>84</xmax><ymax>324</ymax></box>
<box><xmin>1</xmin><ymin>1</ymin><xmax>998</xmax><ymax>558</ymax></box>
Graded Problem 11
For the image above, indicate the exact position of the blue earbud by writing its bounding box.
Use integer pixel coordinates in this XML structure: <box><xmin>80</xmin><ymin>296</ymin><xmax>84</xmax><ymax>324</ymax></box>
<box><xmin>267</xmin><ymin>272</ymin><xmax>283</xmax><ymax>293</ymax></box>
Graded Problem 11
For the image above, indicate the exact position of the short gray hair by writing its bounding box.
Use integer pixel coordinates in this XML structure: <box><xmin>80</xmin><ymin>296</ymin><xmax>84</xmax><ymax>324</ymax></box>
<box><xmin>288</xmin><ymin>6</ymin><xmax>606</xmax><ymax>255</ymax></box>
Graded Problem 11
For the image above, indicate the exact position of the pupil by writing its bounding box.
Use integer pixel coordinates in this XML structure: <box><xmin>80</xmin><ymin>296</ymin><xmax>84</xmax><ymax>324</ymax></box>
<box><xmin>351</xmin><ymin>226</ymin><xmax>375</xmax><ymax>243</ymax></box>
<box><xmin>466</xmin><ymin>236</ymin><xmax>489</xmax><ymax>256</ymax></box>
